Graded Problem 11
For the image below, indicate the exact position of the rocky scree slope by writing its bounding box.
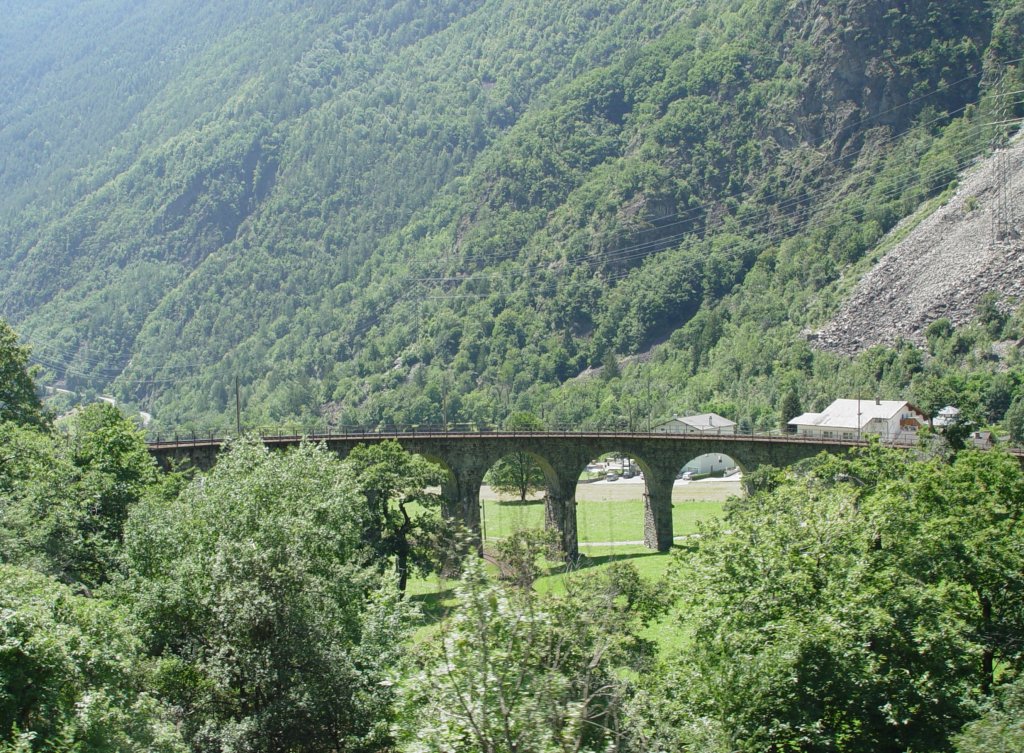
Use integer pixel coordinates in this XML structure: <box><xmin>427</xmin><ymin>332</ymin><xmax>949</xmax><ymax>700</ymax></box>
<box><xmin>816</xmin><ymin>130</ymin><xmax>1024</xmax><ymax>355</ymax></box>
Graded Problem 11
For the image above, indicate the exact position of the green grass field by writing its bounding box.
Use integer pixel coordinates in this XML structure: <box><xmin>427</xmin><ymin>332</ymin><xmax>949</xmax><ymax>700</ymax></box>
<box><xmin>482</xmin><ymin>478</ymin><xmax>739</xmax><ymax>544</ymax></box>
<box><xmin>407</xmin><ymin>543</ymin><xmax>695</xmax><ymax>651</ymax></box>
<box><xmin>483</xmin><ymin>498</ymin><xmax>726</xmax><ymax>544</ymax></box>
<box><xmin>533</xmin><ymin>545</ymin><xmax>694</xmax><ymax>654</ymax></box>
<box><xmin>407</xmin><ymin>482</ymin><xmax>738</xmax><ymax>648</ymax></box>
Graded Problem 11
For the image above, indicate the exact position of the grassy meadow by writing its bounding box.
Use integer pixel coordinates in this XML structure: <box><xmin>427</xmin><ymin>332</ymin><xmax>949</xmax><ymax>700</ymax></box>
<box><xmin>407</xmin><ymin>478</ymin><xmax>740</xmax><ymax>647</ymax></box>
<box><xmin>480</xmin><ymin>477</ymin><xmax>740</xmax><ymax>544</ymax></box>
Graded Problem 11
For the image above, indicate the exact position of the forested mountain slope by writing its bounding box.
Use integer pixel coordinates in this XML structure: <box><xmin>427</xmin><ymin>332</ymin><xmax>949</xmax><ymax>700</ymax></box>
<box><xmin>2</xmin><ymin>0</ymin><xmax>1023</xmax><ymax>432</ymax></box>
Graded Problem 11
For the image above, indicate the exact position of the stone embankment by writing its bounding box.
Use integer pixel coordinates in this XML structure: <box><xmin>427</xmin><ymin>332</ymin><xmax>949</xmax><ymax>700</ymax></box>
<box><xmin>815</xmin><ymin>132</ymin><xmax>1024</xmax><ymax>355</ymax></box>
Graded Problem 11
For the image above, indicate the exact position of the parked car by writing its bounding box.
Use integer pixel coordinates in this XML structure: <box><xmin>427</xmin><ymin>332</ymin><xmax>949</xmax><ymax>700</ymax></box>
<box><xmin>605</xmin><ymin>472</ymin><xmax>618</xmax><ymax>482</ymax></box>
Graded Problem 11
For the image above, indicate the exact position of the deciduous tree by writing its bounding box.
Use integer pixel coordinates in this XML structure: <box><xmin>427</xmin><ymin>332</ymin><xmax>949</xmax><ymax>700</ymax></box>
<box><xmin>1</xmin><ymin>404</ymin><xmax>160</xmax><ymax>588</ymax></box>
<box><xmin>344</xmin><ymin>440</ymin><xmax>453</xmax><ymax>592</ymax></box>
<box><xmin>643</xmin><ymin>445</ymin><xmax>1004</xmax><ymax>752</ymax></box>
<box><xmin>0</xmin><ymin>564</ymin><xmax>185</xmax><ymax>752</ymax></box>
<box><xmin>397</xmin><ymin>559</ymin><xmax>664</xmax><ymax>753</ymax></box>
<box><xmin>0</xmin><ymin>320</ymin><xmax>45</xmax><ymax>429</ymax></box>
<box><xmin>121</xmin><ymin>439</ymin><xmax>409</xmax><ymax>753</ymax></box>
<box><xmin>954</xmin><ymin>674</ymin><xmax>1024</xmax><ymax>753</ymax></box>
<box><xmin>486</xmin><ymin>412</ymin><xmax>547</xmax><ymax>504</ymax></box>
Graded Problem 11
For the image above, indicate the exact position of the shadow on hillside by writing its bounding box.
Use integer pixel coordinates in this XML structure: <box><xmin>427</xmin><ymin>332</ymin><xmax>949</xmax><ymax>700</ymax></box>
<box><xmin>574</xmin><ymin>549</ymin><xmax>668</xmax><ymax>569</ymax></box>
<box><xmin>408</xmin><ymin>586</ymin><xmax>456</xmax><ymax>623</ymax></box>
<box><xmin>494</xmin><ymin>497</ymin><xmax>545</xmax><ymax>507</ymax></box>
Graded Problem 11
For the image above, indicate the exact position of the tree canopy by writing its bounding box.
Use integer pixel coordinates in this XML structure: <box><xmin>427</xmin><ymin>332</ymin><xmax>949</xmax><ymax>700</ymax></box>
<box><xmin>119</xmin><ymin>439</ymin><xmax>410</xmax><ymax>752</ymax></box>
<box><xmin>344</xmin><ymin>439</ymin><xmax>455</xmax><ymax>592</ymax></box>
<box><xmin>0</xmin><ymin>564</ymin><xmax>186</xmax><ymax>752</ymax></box>
<box><xmin>638</xmin><ymin>444</ymin><xmax>1024</xmax><ymax>752</ymax></box>
<box><xmin>0</xmin><ymin>320</ymin><xmax>45</xmax><ymax>428</ymax></box>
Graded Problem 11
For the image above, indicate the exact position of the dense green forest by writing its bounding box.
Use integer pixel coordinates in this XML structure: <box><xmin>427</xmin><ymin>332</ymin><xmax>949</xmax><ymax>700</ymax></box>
<box><xmin>5</xmin><ymin>3</ymin><xmax>1024</xmax><ymax>749</ymax></box>
<box><xmin>3</xmin><ymin>313</ymin><xmax>1024</xmax><ymax>752</ymax></box>
<box><xmin>2</xmin><ymin>0</ymin><xmax>1024</xmax><ymax>435</ymax></box>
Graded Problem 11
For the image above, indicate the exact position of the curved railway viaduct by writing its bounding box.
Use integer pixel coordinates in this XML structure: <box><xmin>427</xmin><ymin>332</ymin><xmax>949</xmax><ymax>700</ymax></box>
<box><xmin>147</xmin><ymin>430</ymin><xmax>976</xmax><ymax>559</ymax></box>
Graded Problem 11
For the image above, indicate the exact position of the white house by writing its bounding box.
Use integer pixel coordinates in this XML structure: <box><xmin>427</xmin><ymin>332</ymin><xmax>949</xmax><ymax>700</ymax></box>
<box><xmin>788</xmin><ymin>399</ymin><xmax>927</xmax><ymax>442</ymax></box>
<box><xmin>653</xmin><ymin>412</ymin><xmax>737</xmax><ymax>435</ymax></box>
<box><xmin>681</xmin><ymin>452</ymin><xmax>737</xmax><ymax>476</ymax></box>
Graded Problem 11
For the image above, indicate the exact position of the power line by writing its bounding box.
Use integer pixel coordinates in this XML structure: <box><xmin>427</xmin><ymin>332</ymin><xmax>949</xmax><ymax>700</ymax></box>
<box><xmin>413</xmin><ymin>115</ymin><xmax>1024</xmax><ymax>294</ymax></box>
<box><xmin>22</xmin><ymin>66</ymin><xmax>1024</xmax><ymax>392</ymax></box>
<box><xmin>414</xmin><ymin>90</ymin><xmax>1024</xmax><ymax>277</ymax></box>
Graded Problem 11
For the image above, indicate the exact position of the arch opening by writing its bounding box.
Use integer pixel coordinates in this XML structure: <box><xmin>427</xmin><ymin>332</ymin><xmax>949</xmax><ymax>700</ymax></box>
<box><xmin>414</xmin><ymin>451</ymin><xmax>456</xmax><ymax>489</ymax></box>
<box><xmin>479</xmin><ymin>450</ymin><xmax>556</xmax><ymax>547</ymax></box>
<box><xmin>572</xmin><ymin>450</ymin><xmax>654</xmax><ymax>557</ymax></box>
<box><xmin>670</xmin><ymin>452</ymin><xmax>745</xmax><ymax>541</ymax></box>
<box><xmin>676</xmin><ymin>452</ymin><xmax>742</xmax><ymax>482</ymax></box>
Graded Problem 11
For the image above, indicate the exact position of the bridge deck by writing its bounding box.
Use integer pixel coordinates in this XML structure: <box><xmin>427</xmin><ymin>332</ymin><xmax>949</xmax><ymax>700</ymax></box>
<box><xmin>147</xmin><ymin>429</ymin><xmax>977</xmax><ymax>452</ymax></box>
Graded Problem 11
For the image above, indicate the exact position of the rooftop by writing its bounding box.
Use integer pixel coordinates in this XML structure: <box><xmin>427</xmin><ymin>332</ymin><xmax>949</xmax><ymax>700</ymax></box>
<box><xmin>789</xmin><ymin>399</ymin><xmax>916</xmax><ymax>430</ymax></box>
<box><xmin>678</xmin><ymin>412</ymin><xmax>737</xmax><ymax>429</ymax></box>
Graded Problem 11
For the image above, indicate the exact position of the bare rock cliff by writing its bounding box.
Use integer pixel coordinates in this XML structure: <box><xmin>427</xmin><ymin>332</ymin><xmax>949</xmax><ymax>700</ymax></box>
<box><xmin>815</xmin><ymin>131</ymin><xmax>1024</xmax><ymax>355</ymax></box>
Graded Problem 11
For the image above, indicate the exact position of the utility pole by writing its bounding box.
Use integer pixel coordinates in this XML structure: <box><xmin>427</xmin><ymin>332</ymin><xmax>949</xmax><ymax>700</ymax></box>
<box><xmin>645</xmin><ymin>375</ymin><xmax>653</xmax><ymax>432</ymax></box>
<box><xmin>857</xmin><ymin>393</ymin><xmax>861</xmax><ymax>443</ymax></box>
<box><xmin>235</xmin><ymin>375</ymin><xmax>241</xmax><ymax>435</ymax></box>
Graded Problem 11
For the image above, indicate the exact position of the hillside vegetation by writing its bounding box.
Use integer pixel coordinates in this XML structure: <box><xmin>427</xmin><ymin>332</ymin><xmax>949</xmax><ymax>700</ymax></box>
<box><xmin>1</xmin><ymin>336</ymin><xmax>1023</xmax><ymax>752</ymax></box>
<box><xmin>3</xmin><ymin>0</ymin><xmax>1024</xmax><ymax>433</ymax></box>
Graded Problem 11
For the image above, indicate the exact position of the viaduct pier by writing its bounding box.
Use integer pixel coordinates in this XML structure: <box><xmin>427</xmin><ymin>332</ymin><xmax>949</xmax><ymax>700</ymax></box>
<box><xmin>146</xmin><ymin>429</ymin><xmax>947</xmax><ymax>559</ymax></box>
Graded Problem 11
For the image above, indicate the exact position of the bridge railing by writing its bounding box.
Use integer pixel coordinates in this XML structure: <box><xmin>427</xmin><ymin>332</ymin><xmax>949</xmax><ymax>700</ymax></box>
<box><xmin>145</xmin><ymin>423</ymin><xmax>999</xmax><ymax>453</ymax></box>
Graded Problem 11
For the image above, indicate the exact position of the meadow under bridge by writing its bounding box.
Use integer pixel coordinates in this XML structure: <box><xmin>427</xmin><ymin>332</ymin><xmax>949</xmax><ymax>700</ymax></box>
<box><xmin>147</xmin><ymin>429</ymin><xmax>983</xmax><ymax>559</ymax></box>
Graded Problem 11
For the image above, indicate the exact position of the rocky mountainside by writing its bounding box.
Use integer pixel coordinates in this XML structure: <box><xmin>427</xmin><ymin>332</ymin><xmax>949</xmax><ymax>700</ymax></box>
<box><xmin>817</xmin><ymin>129</ymin><xmax>1024</xmax><ymax>355</ymax></box>
<box><xmin>2</xmin><ymin>0</ymin><xmax>1022</xmax><ymax>431</ymax></box>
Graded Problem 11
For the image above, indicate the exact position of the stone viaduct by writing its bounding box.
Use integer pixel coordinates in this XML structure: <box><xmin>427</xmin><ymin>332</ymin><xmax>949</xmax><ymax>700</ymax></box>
<box><xmin>148</xmin><ymin>430</ymin><xmax>889</xmax><ymax>559</ymax></box>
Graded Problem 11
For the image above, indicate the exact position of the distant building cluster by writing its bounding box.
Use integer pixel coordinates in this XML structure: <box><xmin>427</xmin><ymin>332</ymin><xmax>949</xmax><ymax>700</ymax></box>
<box><xmin>653</xmin><ymin>398</ymin><xmax>993</xmax><ymax>449</ymax></box>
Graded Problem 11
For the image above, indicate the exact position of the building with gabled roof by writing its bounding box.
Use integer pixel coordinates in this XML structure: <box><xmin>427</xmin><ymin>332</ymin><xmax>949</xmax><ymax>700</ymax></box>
<box><xmin>653</xmin><ymin>412</ymin><xmax>737</xmax><ymax>435</ymax></box>
<box><xmin>788</xmin><ymin>399</ymin><xmax>926</xmax><ymax>442</ymax></box>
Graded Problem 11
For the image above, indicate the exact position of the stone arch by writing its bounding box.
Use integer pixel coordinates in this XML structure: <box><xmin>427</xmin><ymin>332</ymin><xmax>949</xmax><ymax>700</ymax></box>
<box><xmin>572</xmin><ymin>442</ymin><xmax>673</xmax><ymax>551</ymax></box>
<box><xmin>570</xmin><ymin>449</ymin><xmax>656</xmax><ymax>554</ymax></box>
<box><xmin>477</xmin><ymin>448</ymin><xmax>558</xmax><ymax>545</ymax></box>
<box><xmin>411</xmin><ymin>450</ymin><xmax>461</xmax><ymax>517</ymax></box>
<box><xmin>411</xmin><ymin>450</ymin><xmax>457</xmax><ymax>489</ymax></box>
<box><xmin>479</xmin><ymin>447</ymin><xmax>561</xmax><ymax>502</ymax></box>
<box><xmin>570</xmin><ymin>442</ymin><xmax>660</xmax><ymax>484</ymax></box>
<box><xmin>479</xmin><ymin>438</ymin><xmax>596</xmax><ymax>562</ymax></box>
